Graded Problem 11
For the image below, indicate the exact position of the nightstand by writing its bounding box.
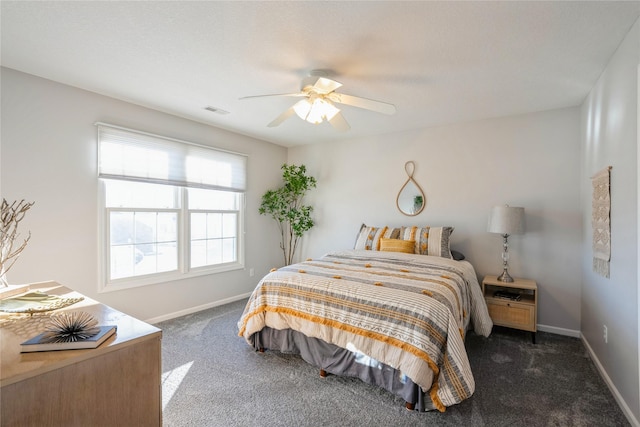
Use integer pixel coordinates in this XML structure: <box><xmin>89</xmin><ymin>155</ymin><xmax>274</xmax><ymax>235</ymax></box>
<box><xmin>482</xmin><ymin>275</ymin><xmax>537</xmax><ymax>343</ymax></box>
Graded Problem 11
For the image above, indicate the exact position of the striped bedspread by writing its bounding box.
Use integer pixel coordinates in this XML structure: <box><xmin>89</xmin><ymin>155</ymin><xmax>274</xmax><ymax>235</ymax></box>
<box><xmin>238</xmin><ymin>249</ymin><xmax>492</xmax><ymax>411</ymax></box>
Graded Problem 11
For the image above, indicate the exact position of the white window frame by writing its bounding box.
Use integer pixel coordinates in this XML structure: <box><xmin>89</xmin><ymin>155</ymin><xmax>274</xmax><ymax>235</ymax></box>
<box><xmin>96</xmin><ymin>123</ymin><xmax>246</xmax><ymax>293</ymax></box>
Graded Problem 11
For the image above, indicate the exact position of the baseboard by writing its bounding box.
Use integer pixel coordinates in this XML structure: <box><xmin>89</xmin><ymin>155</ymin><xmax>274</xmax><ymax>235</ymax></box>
<box><xmin>537</xmin><ymin>323</ymin><xmax>581</xmax><ymax>338</ymax></box>
<box><xmin>145</xmin><ymin>292</ymin><xmax>252</xmax><ymax>324</ymax></box>
<box><xmin>581</xmin><ymin>334</ymin><xmax>640</xmax><ymax>427</ymax></box>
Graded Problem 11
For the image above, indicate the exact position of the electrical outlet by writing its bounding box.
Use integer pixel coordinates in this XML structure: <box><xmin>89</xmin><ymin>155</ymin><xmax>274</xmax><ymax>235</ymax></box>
<box><xmin>603</xmin><ymin>325</ymin><xmax>608</xmax><ymax>343</ymax></box>
<box><xmin>249</xmin><ymin>268</ymin><xmax>255</xmax><ymax>277</ymax></box>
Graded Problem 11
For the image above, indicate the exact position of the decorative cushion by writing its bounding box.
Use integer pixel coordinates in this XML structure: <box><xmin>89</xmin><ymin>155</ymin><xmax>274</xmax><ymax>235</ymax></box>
<box><xmin>451</xmin><ymin>250</ymin><xmax>465</xmax><ymax>261</ymax></box>
<box><xmin>354</xmin><ymin>224</ymin><xmax>401</xmax><ymax>251</ymax></box>
<box><xmin>379</xmin><ymin>238</ymin><xmax>415</xmax><ymax>254</ymax></box>
<box><xmin>399</xmin><ymin>226</ymin><xmax>454</xmax><ymax>258</ymax></box>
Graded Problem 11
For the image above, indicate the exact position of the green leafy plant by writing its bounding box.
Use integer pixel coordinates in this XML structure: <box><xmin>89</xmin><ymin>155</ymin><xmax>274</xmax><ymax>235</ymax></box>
<box><xmin>413</xmin><ymin>195</ymin><xmax>423</xmax><ymax>213</ymax></box>
<box><xmin>259</xmin><ymin>164</ymin><xmax>317</xmax><ymax>266</ymax></box>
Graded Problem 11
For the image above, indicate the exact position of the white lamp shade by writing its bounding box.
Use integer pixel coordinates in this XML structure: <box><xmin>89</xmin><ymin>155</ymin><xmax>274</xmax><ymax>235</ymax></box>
<box><xmin>488</xmin><ymin>205</ymin><xmax>525</xmax><ymax>235</ymax></box>
<box><xmin>293</xmin><ymin>99</ymin><xmax>312</xmax><ymax>121</ymax></box>
<box><xmin>293</xmin><ymin>98</ymin><xmax>340</xmax><ymax>124</ymax></box>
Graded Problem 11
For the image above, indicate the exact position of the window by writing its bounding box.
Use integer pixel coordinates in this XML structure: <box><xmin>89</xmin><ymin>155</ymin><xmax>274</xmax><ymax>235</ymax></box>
<box><xmin>97</xmin><ymin>123</ymin><xmax>246</xmax><ymax>291</ymax></box>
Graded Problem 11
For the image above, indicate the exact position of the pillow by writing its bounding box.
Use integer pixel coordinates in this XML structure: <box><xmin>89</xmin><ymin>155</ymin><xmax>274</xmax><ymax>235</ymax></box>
<box><xmin>451</xmin><ymin>250</ymin><xmax>465</xmax><ymax>261</ymax></box>
<box><xmin>354</xmin><ymin>224</ymin><xmax>401</xmax><ymax>250</ymax></box>
<box><xmin>379</xmin><ymin>238</ymin><xmax>415</xmax><ymax>254</ymax></box>
<box><xmin>398</xmin><ymin>226</ymin><xmax>454</xmax><ymax>259</ymax></box>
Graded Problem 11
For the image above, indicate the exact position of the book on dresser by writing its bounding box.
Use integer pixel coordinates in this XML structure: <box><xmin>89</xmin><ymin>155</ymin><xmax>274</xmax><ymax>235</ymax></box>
<box><xmin>20</xmin><ymin>325</ymin><xmax>117</xmax><ymax>353</ymax></box>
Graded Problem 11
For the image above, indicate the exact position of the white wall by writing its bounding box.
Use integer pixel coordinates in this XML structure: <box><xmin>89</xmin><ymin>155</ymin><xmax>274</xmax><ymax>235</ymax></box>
<box><xmin>288</xmin><ymin>106</ymin><xmax>582</xmax><ymax>333</ymax></box>
<box><xmin>580</xmin><ymin>18</ymin><xmax>639</xmax><ymax>423</ymax></box>
<box><xmin>0</xmin><ymin>67</ymin><xmax>287</xmax><ymax>321</ymax></box>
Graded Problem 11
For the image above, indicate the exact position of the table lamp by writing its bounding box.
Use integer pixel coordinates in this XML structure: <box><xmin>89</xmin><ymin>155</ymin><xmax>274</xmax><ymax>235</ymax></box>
<box><xmin>488</xmin><ymin>205</ymin><xmax>525</xmax><ymax>282</ymax></box>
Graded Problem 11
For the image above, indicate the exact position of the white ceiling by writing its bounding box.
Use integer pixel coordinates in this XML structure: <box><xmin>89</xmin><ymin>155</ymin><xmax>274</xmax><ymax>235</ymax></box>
<box><xmin>2</xmin><ymin>1</ymin><xmax>639</xmax><ymax>147</ymax></box>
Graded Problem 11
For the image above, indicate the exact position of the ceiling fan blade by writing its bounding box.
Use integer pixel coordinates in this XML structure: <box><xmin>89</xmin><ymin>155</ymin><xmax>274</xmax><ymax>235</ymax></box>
<box><xmin>328</xmin><ymin>111</ymin><xmax>350</xmax><ymax>132</ymax></box>
<box><xmin>328</xmin><ymin>93</ymin><xmax>396</xmax><ymax>115</ymax></box>
<box><xmin>267</xmin><ymin>107</ymin><xmax>296</xmax><ymax>127</ymax></box>
<box><xmin>311</xmin><ymin>77</ymin><xmax>343</xmax><ymax>94</ymax></box>
<box><xmin>239</xmin><ymin>93</ymin><xmax>306</xmax><ymax>100</ymax></box>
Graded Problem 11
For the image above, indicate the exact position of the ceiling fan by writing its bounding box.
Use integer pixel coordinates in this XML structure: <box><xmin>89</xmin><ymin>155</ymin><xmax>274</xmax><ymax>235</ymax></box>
<box><xmin>240</xmin><ymin>71</ymin><xmax>396</xmax><ymax>132</ymax></box>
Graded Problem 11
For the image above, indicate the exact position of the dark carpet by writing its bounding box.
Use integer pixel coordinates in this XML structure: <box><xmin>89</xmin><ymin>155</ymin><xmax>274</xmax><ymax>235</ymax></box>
<box><xmin>158</xmin><ymin>299</ymin><xmax>630</xmax><ymax>426</ymax></box>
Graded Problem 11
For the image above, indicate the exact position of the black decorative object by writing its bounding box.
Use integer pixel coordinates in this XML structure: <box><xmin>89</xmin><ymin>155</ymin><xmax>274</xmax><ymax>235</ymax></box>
<box><xmin>41</xmin><ymin>311</ymin><xmax>100</xmax><ymax>343</ymax></box>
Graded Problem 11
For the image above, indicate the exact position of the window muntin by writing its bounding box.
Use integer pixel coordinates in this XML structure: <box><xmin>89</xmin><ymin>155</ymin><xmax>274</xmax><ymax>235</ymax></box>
<box><xmin>190</xmin><ymin>212</ymin><xmax>238</xmax><ymax>269</ymax></box>
<box><xmin>108</xmin><ymin>210</ymin><xmax>179</xmax><ymax>280</ymax></box>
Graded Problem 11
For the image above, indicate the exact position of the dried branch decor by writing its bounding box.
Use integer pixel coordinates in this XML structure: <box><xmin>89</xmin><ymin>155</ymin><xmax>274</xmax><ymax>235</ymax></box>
<box><xmin>0</xmin><ymin>199</ymin><xmax>35</xmax><ymax>287</ymax></box>
<box><xmin>41</xmin><ymin>312</ymin><xmax>100</xmax><ymax>343</ymax></box>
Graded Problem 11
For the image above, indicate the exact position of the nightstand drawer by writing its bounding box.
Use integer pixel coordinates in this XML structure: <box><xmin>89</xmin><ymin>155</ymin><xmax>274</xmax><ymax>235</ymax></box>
<box><xmin>486</xmin><ymin>299</ymin><xmax>536</xmax><ymax>332</ymax></box>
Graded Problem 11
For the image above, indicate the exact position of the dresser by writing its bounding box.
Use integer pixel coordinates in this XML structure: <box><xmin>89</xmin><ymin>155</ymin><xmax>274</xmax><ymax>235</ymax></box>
<box><xmin>1</xmin><ymin>282</ymin><xmax>162</xmax><ymax>426</ymax></box>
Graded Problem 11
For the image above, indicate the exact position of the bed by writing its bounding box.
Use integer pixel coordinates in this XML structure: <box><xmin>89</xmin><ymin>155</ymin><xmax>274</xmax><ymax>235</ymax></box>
<box><xmin>238</xmin><ymin>226</ymin><xmax>493</xmax><ymax>412</ymax></box>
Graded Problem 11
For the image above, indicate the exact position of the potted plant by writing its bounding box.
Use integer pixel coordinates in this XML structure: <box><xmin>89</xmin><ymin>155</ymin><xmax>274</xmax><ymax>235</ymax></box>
<box><xmin>259</xmin><ymin>164</ymin><xmax>317</xmax><ymax>266</ymax></box>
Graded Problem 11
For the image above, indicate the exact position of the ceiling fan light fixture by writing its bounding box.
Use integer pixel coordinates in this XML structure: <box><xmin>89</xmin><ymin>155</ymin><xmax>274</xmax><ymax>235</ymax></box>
<box><xmin>293</xmin><ymin>99</ymin><xmax>312</xmax><ymax>121</ymax></box>
<box><xmin>305</xmin><ymin>99</ymin><xmax>327</xmax><ymax>124</ymax></box>
<box><xmin>293</xmin><ymin>98</ymin><xmax>340</xmax><ymax>125</ymax></box>
<box><xmin>318</xmin><ymin>99</ymin><xmax>340</xmax><ymax>121</ymax></box>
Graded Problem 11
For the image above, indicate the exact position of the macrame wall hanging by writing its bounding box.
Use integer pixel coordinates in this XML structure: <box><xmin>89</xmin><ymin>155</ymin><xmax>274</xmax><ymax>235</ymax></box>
<box><xmin>591</xmin><ymin>166</ymin><xmax>612</xmax><ymax>278</ymax></box>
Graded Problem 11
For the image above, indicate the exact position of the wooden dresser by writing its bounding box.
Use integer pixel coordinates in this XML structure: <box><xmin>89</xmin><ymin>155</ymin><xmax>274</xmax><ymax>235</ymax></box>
<box><xmin>1</xmin><ymin>282</ymin><xmax>162</xmax><ymax>426</ymax></box>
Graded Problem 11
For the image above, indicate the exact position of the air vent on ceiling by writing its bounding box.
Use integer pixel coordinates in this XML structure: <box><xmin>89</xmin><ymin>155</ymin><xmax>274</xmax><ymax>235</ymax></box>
<box><xmin>204</xmin><ymin>106</ymin><xmax>229</xmax><ymax>115</ymax></box>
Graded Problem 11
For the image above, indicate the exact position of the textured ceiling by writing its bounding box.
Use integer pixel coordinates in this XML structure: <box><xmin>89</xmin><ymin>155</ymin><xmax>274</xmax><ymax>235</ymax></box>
<box><xmin>1</xmin><ymin>1</ymin><xmax>639</xmax><ymax>147</ymax></box>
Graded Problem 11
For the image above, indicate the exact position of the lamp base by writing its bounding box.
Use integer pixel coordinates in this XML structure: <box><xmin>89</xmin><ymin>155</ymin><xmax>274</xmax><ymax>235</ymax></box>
<box><xmin>497</xmin><ymin>269</ymin><xmax>514</xmax><ymax>283</ymax></box>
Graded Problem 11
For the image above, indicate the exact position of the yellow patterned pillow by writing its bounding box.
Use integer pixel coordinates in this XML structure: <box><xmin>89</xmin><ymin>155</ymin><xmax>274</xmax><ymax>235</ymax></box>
<box><xmin>354</xmin><ymin>224</ymin><xmax>401</xmax><ymax>250</ymax></box>
<box><xmin>399</xmin><ymin>226</ymin><xmax>454</xmax><ymax>258</ymax></box>
<box><xmin>379</xmin><ymin>238</ymin><xmax>415</xmax><ymax>254</ymax></box>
